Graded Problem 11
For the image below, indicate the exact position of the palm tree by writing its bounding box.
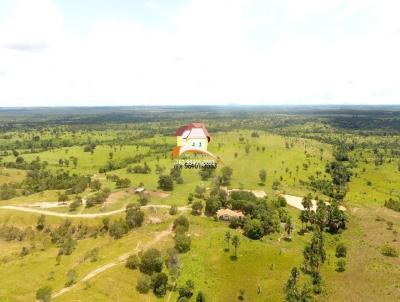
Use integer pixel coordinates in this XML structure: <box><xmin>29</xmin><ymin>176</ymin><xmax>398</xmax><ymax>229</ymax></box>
<box><xmin>232</xmin><ymin>235</ymin><xmax>240</xmax><ymax>258</ymax></box>
<box><xmin>285</xmin><ymin>217</ymin><xmax>294</xmax><ymax>239</ymax></box>
<box><xmin>301</xmin><ymin>194</ymin><xmax>313</xmax><ymax>211</ymax></box>
<box><xmin>224</xmin><ymin>231</ymin><xmax>231</xmax><ymax>251</ymax></box>
<box><xmin>299</xmin><ymin>210</ymin><xmax>308</xmax><ymax>231</ymax></box>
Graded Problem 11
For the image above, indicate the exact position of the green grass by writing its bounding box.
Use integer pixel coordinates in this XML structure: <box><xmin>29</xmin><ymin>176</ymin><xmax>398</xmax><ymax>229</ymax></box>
<box><xmin>1</xmin><ymin>128</ymin><xmax>400</xmax><ymax>302</ymax></box>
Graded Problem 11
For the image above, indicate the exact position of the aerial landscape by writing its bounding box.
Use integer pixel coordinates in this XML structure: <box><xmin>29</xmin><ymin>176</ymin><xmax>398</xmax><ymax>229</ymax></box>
<box><xmin>0</xmin><ymin>106</ymin><xmax>399</xmax><ymax>302</ymax></box>
<box><xmin>1</xmin><ymin>0</ymin><xmax>400</xmax><ymax>301</ymax></box>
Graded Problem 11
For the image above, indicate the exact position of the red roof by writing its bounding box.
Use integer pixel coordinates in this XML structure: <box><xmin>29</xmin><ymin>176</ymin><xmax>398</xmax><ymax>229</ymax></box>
<box><xmin>176</xmin><ymin>123</ymin><xmax>211</xmax><ymax>142</ymax></box>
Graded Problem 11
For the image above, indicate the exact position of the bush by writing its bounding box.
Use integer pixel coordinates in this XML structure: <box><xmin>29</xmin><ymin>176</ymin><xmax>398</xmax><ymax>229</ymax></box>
<box><xmin>85</xmin><ymin>248</ymin><xmax>99</xmax><ymax>262</ymax></box>
<box><xmin>109</xmin><ymin>219</ymin><xmax>128</xmax><ymax>239</ymax></box>
<box><xmin>191</xmin><ymin>201</ymin><xmax>203</xmax><ymax>215</ymax></box>
<box><xmin>243</xmin><ymin>218</ymin><xmax>264</xmax><ymax>240</ymax></box>
<box><xmin>169</xmin><ymin>205</ymin><xmax>178</xmax><ymax>215</ymax></box>
<box><xmin>140</xmin><ymin>248</ymin><xmax>163</xmax><ymax>274</ymax></box>
<box><xmin>126</xmin><ymin>254</ymin><xmax>140</xmax><ymax>270</ymax></box>
<box><xmin>136</xmin><ymin>274</ymin><xmax>152</xmax><ymax>293</ymax></box>
<box><xmin>205</xmin><ymin>198</ymin><xmax>221</xmax><ymax>216</ymax></box>
<box><xmin>158</xmin><ymin>175</ymin><xmax>174</xmax><ymax>191</ymax></box>
<box><xmin>125</xmin><ymin>208</ymin><xmax>144</xmax><ymax>229</ymax></box>
<box><xmin>336</xmin><ymin>259</ymin><xmax>346</xmax><ymax>272</ymax></box>
<box><xmin>151</xmin><ymin>272</ymin><xmax>168</xmax><ymax>297</ymax></box>
<box><xmin>138</xmin><ymin>194</ymin><xmax>150</xmax><ymax>206</ymax></box>
<box><xmin>65</xmin><ymin>269</ymin><xmax>78</xmax><ymax>287</ymax></box>
<box><xmin>174</xmin><ymin>233</ymin><xmax>191</xmax><ymax>253</ymax></box>
<box><xmin>36</xmin><ymin>214</ymin><xmax>46</xmax><ymax>231</ymax></box>
<box><xmin>381</xmin><ymin>245</ymin><xmax>399</xmax><ymax>257</ymax></box>
<box><xmin>20</xmin><ymin>246</ymin><xmax>30</xmax><ymax>257</ymax></box>
<box><xmin>384</xmin><ymin>198</ymin><xmax>400</xmax><ymax>212</ymax></box>
<box><xmin>196</xmin><ymin>291</ymin><xmax>206</xmax><ymax>302</ymax></box>
<box><xmin>229</xmin><ymin>217</ymin><xmax>241</xmax><ymax>229</ymax></box>
<box><xmin>69</xmin><ymin>198</ymin><xmax>82</xmax><ymax>212</ymax></box>
<box><xmin>36</xmin><ymin>286</ymin><xmax>52</xmax><ymax>302</ymax></box>
<box><xmin>173</xmin><ymin>216</ymin><xmax>189</xmax><ymax>232</ymax></box>
<box><xmin>178</xmin><ymin>279</ymin><xmax>195</xmax><ymax>299</ymax></box>
<box><xmin>58</xmin><ymin>237</ymin><xmax>77</xmax><ymax>256</ymax></box>
<box><xmin>335</xmin><ymin>243</ymin><xmax>347</xmax><ymax>258</ymax></box>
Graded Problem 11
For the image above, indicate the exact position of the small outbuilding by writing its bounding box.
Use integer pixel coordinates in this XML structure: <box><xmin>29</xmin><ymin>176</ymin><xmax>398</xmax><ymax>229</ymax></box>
<box><xmin>217</xmin><ymin>208</ymin><xmax>244</xmax><ymax>221</ymax></box>
<box><xmin>135</xmin><ymin>187</ymin><xmax>145</xmax><ymax>194</ymax></box>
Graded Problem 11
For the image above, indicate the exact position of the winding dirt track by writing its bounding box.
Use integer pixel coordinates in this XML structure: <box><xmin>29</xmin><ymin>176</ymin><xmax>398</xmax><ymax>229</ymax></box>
<box><xmin>0</xmin><ymin>204</ymin><xmax>189</xmax><ymax>218</ymax></box>
<box><xmin>51</xmin><ymin>224</ymin><xmax>173</xmax><ymax>299</ymax></box>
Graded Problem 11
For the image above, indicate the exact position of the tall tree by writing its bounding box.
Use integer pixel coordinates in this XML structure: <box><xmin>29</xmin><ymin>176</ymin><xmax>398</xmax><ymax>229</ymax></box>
<box><xmin>224</xmin><ymin>231</ymin><xmax>231</xmax><ymax>251</ymax></box>
<box><xmin>232</xmin><ymin>235</ymin><xmax>240</xmax><ymax>258</ymax></box>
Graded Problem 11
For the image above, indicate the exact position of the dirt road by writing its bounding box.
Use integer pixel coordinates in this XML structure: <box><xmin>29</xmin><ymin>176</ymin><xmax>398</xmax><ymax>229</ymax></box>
<box><xmin>51</xmin><ymin>224</ymin><xmax>173</xmax><ymax>299</ymax></box>
<box><xmin>0</xmin><ymin>204</ymin><xmax>190</xmax><ymax>218</ymax></box>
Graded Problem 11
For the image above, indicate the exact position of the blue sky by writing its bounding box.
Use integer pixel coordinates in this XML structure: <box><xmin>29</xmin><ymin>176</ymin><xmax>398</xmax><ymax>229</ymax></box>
<box><xmin>0</xmin><ymin>0</ymin><xmax>400</xmax><ymax>106</ymax></box>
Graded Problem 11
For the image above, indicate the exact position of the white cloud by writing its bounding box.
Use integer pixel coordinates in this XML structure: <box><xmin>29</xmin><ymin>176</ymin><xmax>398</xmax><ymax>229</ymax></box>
<box><xmin>0</xmin><ymin>0</ymin><xmax>400</xmax><ymax>106</ymax></box>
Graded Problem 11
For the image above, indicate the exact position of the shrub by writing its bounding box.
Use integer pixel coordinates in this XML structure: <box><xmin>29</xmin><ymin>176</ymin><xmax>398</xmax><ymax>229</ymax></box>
<box><xmin>139</xmin><ymin>248</ymin><xmax>163</xmax><ymax>274</ymax></box>
<box><xmin>336</xmin><ymin>259</ymin><xmax>346</xmax><ymax>272</ymax></box>
<box><xmin>229</xmin><ymin>217</ymin><xmax>241</xmax><ymax>229</ymax></box>
<box><xmin>196</xmin><ymin>291</ymin><xmax>206</xmax><ymax>302</ymax></box>
<box><xmin>174</xmin><ymin>233</ymin><xmax>191</xmax><ymax>253</ymax></box>
<box><xmin>125</xmin><ymin>208</ymin><xmax>144</xmax><ymax>229</ymax></box>
<box><xmin>381</xmin><ymin>245</ymin><xmax>399</xmax><ymax>257</ymax></box>
<box><xmin>384</xmin><ymin>198</ymin><xmax>400</xmax><ymax>212</ymax></box>
<box><xmin>85</xmin><ymin>248</ymin><xmax>99</xmax><ymax>262</ymax></box>
<box><xmin>36</xmin><ymin>286</ymin><xmax>52</xmax><ymax>302</ymax></box>
<box><xmin>191</xmin><ymin>201</ymin><xmax>203</xmax><ymax>215</ymax></box>
<box><xmin>335</xmin><ymin>243</ymin><xmax>347</xmax><ymax>258</ymax></box>
<box><xmin>151</xmin><ymin>272</ymin><xmax>168</xmax><ymax>297</ymax></box>
<box><xmin>69</xmin><ymin>198</ymin><xmax>82</xmax><ymax>212</ymax></box>
<box><xmin>138</xmin><ymin>194</ymin><xmax>150</xmax><ymax>206</ymax></box>
<box><xmin>20</xmin><ymin>246</ymin><xmax>30</xmax><ymax>257</ymax></box>
<box><xmin>65</xmin><ymin>269</ymin><xmax>78</xmax><ymax>287</ymax></box>
<box><xmin>58</xmin><ymin>237</ymin><xmax>76</xmax><ymax>256</ymax></box>
<box><xmin>173</xmin><ymin>216</ymin><xmax>189</xmax><ymax>232</ymax></box>
<box><xmin>136</xmin><ymin>274</ymin><xmax>152</xmax><ymax>293</ymax></box>
<box><xmin>178</xmin><ymin>279</ymin><xmax>195</xmax><ymax>299</ymax></box>
<box><xmin>126</xmin><ymin>254</ymin><xmax>140</xmax><ymax>270</ymax></box>
<box><xmin>109</xmin><ymin>219</ymin><xmax>128</xmax><ymax>239</ymax></box>
<box><xmin>158</xmin><ymin>175</ymin><xmax>174</xmax><ymax>191</ymax></box>
<box><xmin>243</xmin><ymin>218</ymin><xmax>264</xmax><ymax>240</ymax></box>
<box><xmin>169</xmin><ymin>205</ymin><xmax>178</xmax><ymax>215</ymax></box>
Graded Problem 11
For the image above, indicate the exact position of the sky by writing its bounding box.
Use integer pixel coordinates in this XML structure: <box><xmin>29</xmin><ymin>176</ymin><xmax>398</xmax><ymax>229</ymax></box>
<box><xmin>0</xmin><ymin>0</ymin><xmax>400</xmax><ymax>106</ymax></box>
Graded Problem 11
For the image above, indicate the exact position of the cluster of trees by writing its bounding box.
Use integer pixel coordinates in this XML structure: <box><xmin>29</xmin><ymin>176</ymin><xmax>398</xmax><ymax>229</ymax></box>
<box><xmin>0</xmin><ymin>182</ymin><xmax>18</xmax><ymax>200</ymax></box>
<box><xmin>170</xmin><ymin>167</ymin><xmax>184</xmax><ymax>184</ymax></box>
<box><xmin>134</xmin><ymin>248</ymin><xmax>169</xmax><ymax>297</ymax></box>
<box><xmin>86</xmin><ymin>188</ymin><xmax>111</xmax><ymax>207</ymax></box>
<box><xmin>57</xmin><ymin>156</ymin><xmax>78</xmax><ymax>168</ymax></box>
<box><xmin>304</xmin><ymin>144</ymin><xmax>353</xmax><ymax>201</ymax></box>
<box><xmin>224</xmin><ymin>231</ymin><xmax>240</xmax><ymax>259</ymax></box>
<box><xmin>229</xmin><ymin>193</ymin><xmax>288</xmax><ymax>240</ymax></box>
<box><xmin>173</xmin><ymin>216</ymin><xmax>191</xmax><ymax>253</ymax></box>
<box><xmin>83</xmin><ymin>143</ymin><xmax>96</xmax><ymax>153</ymax></box>
<box><xmin>98</xmin><ymin>154</ymin><xmax>146</xmax><ymax>173</ymax></box>
<box><xmin>127</xmin><ymin>162</ymin><xmax>151</xmax><ymax>174</ymax></box>
<box><xmin>3</xmin><ymin>155</ymin><xmax>48</xmax><ymax>170</ymax></box>
<box><xmin>284</xmin><ymin>228</ymin><xmax>327</xmax><ymax>301</ymax></box>
<box><xmin>108</xmin><ymin>205</ymin><xmax>145</xmax><ymax>239</ymax></box>
<box><xmin>106</xmin><ymin>174</ymin><xmax>131</xmax><ymax>188</ymax></box>
<box><xmin>299</xmin><ymin>194</ymin><xmax>347</xmax><ymax>234</ymax></box>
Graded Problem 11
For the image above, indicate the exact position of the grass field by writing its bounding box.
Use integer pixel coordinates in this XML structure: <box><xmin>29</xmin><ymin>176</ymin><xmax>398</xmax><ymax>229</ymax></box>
<box><xmin>1</xmin><ymin>112</ymin><xmax>400</xmax><ymax>302</ymax></box>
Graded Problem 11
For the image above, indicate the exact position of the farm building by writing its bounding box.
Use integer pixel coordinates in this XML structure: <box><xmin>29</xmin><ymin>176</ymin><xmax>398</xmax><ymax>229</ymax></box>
<box><xmin>217</xmin><ymin>208</ymin><xmax>244</xmax><ymax>221</ymax></box>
